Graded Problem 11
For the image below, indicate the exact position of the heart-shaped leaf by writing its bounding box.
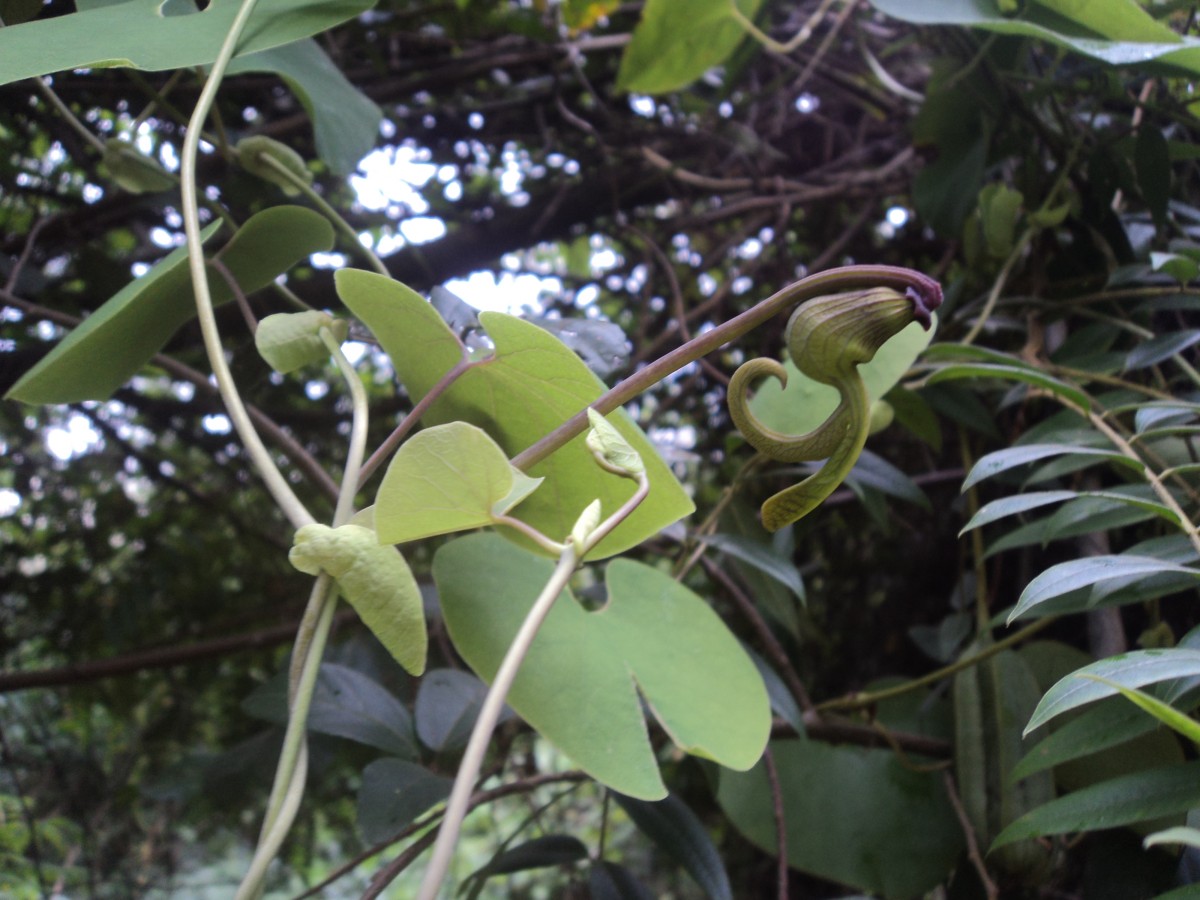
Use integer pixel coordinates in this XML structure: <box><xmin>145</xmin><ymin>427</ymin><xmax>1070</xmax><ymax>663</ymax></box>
<box><xmin>717</xmin><ymin>737</ymin><xmax>964</xmax><ymax>898</ymax></box>
<box><xmin>433</xmin><ymin>533</ymin><xmax>770</xmax><ymax>799</ymax></box>
<box><xmin>8</xmin><ymin>206</ymin><xmax>334</xmax><ymax>404</ymax></box>
<box><xmin>376</xmin><ymin>421</ymin><xmax>542</xmax><ymax>544</ymax></box>
<box><xmin>336</xmin><ymin>269</ymin><xmax>693</xmax><ymax>558</ymax></box>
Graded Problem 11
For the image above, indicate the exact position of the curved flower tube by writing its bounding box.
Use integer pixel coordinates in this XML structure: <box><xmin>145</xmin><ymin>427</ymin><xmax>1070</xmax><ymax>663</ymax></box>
<box><xmin>729</xmin><ymin>285</ymin><xmax>940</xmax><ymax>531</ymax></box>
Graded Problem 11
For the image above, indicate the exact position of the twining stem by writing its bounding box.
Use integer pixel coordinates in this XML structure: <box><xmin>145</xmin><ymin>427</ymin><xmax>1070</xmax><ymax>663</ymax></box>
<box><xmin>236</xmin><ymin>302</ymin><xmax>371</xmax><ymax>900</ymax></box>
<box><xmin>510</xmin><ymin>264</ymin><xmax>940</xmax><ymax>471</ymax></box>
<box><xmin>414</xmin><ymin>545</ymin><xmax>579</xmax><ymax>900</ymax></box>
<box><xmin>236</xmin><ymin>575</ymin><xmax>339</xmax><ymax>900</ymax></box>
<box><xmin>178</xmin><ymin>0</ymin><xmax>315</xmax><ymax>531</ymax></box>
<box><xmin>323</xmin><ymin>327</ymin><xmax>369</xmax><ymax>527</ymax></box>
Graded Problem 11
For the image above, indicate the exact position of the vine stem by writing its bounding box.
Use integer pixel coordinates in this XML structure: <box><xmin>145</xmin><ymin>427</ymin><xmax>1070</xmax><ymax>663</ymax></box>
<box><xmin>178</xmin><ymin>0</ymin><xmax>315</xmax><ymax>531</ymax></box>
<box><xmin>256</xmin><ymin>152</ymin><xmax>391</xmax><ymax>278</ymax></box>
<box><xmin>815</xmin><ymin>616</ymin><xmax>1058</xmax><ymax>713</ymax></box>
<box><xmin>415</xmin><ymin>473</ymin><xmax>650</xmax><ymax>900</ymax></box>
<box><xmin>236</xmin><ymin>318</ymin><xmax>370</xmax><ymax>899</ymax></box>
<box><xmin>510</xmin><ymin>264</ymin><xmax>941</xmax><ymax>471</ymax></box>
<box><xmin>414</xmin><ymin>544</ymin><xmax>580</xmax><ymax>900</ymax></box>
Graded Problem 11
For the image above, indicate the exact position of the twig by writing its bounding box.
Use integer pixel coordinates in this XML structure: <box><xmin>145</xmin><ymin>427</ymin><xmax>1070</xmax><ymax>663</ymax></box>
<box><xmin>762</xmin><ymin>747</ymin><xmax>789</xmax><ymax>900</ymax></box>
<box><xmin>943</xmin><ymin>770</ymin><xmax>1000</xmax><ymax>899</ymax></box>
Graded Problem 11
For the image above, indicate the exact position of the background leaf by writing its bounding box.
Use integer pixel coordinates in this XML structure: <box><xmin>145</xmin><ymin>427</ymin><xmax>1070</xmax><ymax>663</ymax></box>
<box><xmin>0</xmin><ymin>0</ymin><xmax>375</xmax><ymax>87</ymax></box>
<box><xmin>7</xmin><ymin>207</ymin><xmax>333</xmax><ymax>404</ymax></box>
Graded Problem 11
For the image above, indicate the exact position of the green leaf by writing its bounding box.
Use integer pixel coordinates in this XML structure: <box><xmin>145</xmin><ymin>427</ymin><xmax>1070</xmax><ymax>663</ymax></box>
<box><xmin>1136</xmin><ymin>127</ymin><xmax>1172</xmax><ymax>228</ymax></box>
<box><xmin>1013</xmin><ymin>695</ymin><xmax>1181</xmax><ymax>782</ymax></box>
<box><xmin>356</xmin><ymin>758</ymin><xmax>452</xmax><ymax>844</ymax></box>
<box><xmin>100</xmin><ymin>139</ymin><xmax>176</xmax><ymax>194</ymax></box>
<box><xmin>925</xmin><ymin>362</ymin><xmax>1091</xmax><ymax>411</ymax></box>
<box><xmin>586</xmin><ymin>407</ymin><xmax>645</xmax><ymax>477</ymax></box>
<box><xmin>867</xmin><ymin>0</ymin><xmax>1200</xmax><ymax>78</ymax></box>
<box><xmin>1010</xmin><ymin>557</ymin><xmax>1200</xmax><ymax>623</ymax></box>
<box><xmin>375</xmin><ymin>422</ymin><xmax>543</xmax><ymax>544</ymax></box>
<box><xmin>991</xmin><ymin>762</ymin><xmax>1200</xmax><ymax>850</ymax></box>
<box><xmin>613</xmin><ymin>793</ymin><xmax>732</xmax><ymax>900</ymax></box>
<box><xmin>337</xmin><ymin>270</ymin><xmax>693</xmax><ymax>559</ymax></box>
<box><xmin>434</xmin><ymin>534</ymin><xmax>771</xmax><ymax>800</ymax></box>
<box><xmin>615</xmin><ymin>0</ymin><xmax>761</xmax><ymax>95</ymax></box>
<box><xmin>241</xmin><ymin>662</ymin><xmax>418</xmax><ymax>759</ymax></box>
<box><xmin>468</xmin><ymin>835</ymin><xmax>589</xmax><ymax>883</ymax></box>
<box><xmin>226</xmin><ymin>39</ymin><xmax>382</xmax><ymax>177</ymax></box>
<box><xmin>289</xmin><ymin>524</ymin><xmax>427</xmax><ymax>675</ymax></box>
<box><xmin>700</xmin><ymin>533</ymin><xmax>804</xmax><ymax>603</ymax></box>
<box><xmin>1077</xmin><ymin>674</ymin><xmax>1200</xmax><ymax>746</ymax></box>
<box><xmin>1026</xmin><ymin>649</ymin><xmax>1200</xmax><ymax>733</ymax></box>
<box><xmin>0</xmin><ymin>0</ymin><xmax>374</xmax><ymax>87</ymax></box>
<box><xmin>7</xmin><ymin>206</ymin><xmax>334</xmax><ymax>404</ymax></box>
<box><xmin>717</xmin><ymin>737</ymin><xmax>964</xmax><ymax>898</ymax></box>
<box><xmin>235</xmin><ymin>135</ymin><xmax>311</xmax><ymax>197</ymax></box>
<box><xmin>414</xmin><ymin>668</ymin><xmax>511</xmax><ymax>754</ymax></box>
<box><xmin>962</xmin><ymin>444</ymin><xmax>1141</xmax><ymax>492</ymax></box>
<box><xmin>1125</xmin><ymin>329</ymin><xmax>1200</xmax><ymax>371</ymax></box>
<box><xmin>747</xmin><ymin>316</ymin><xmax>935</xmax><ymax>438</ymax></box>
<box><xmin>254</xmin><ymin>311</ymin><xmax>347</xmax><ymax>374</ymax></box>
<box><xmin>960</xmin><ymin>490</ymin><xmax>1079</xmax><ymax>534</ymax></box>
<box><xmin>589</xmin><ymin>861</ymin><xmax>655</xmax><ymax>900</ymax></box>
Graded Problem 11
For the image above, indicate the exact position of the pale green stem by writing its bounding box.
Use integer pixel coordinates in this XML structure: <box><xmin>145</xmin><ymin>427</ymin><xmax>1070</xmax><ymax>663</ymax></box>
<box><xmin>237</xmin><ymin>324</ymin><xmax>370</xmax><ymax>895</ymax></box>
<box><xmin>237</xmin><ymin>576</ymin><xmax>339</xmax><ymax>900</ymax></box>
<box><xmin>816</xmin><ymin>616</ymin><xmax>1058</xmax><ymax>713</ymax></box>
<box><xmin>35</xmin><ymin>77</ymin><xmax>106</xmax><ymax>153</ymax></box>
<box><xmin>510</xmin><ymin>264</ymin><xmax>942</xmax><ymax>470</ymax></box>
<box><xmin>322</xmin><ymin>327</ymin><xmax>369</xmax><ymax>527</ymax></box>
<box><xmin>256</xmin><ymin>152</ymin><xmax>390</xmax><ymax>278</ymax></box>
<box><xmin>415</xmin><ymin>544</ymin><xmax>580</xmax><ymax>900</ymax></box>
<box><xmin>178</xmin><ymin>0</ymin><xmax>315</xmax><ymax>531</ymax></box>
<box><xmin>415</xmin><ymin>474</ymin><xmax>649</xmax><ymax>899</ymax></box>
<box><xmin>961</xmin><ymin>226</ymin><xmax>1033</xmax><ymax>347</ymax></box>
<box><xmin>729</xmin><ymin>0</ymin><xmax>839</xmax><ymax>55</ymax></box>
<box><xmin>492</xmin><ymin>515</ymin><xmax>567</xmax><ymax>555</ymax></box>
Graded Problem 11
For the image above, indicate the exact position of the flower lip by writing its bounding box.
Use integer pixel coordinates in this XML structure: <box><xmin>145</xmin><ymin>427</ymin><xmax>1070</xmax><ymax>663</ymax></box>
<box><xmin>905</xmin><ymin>278</ymin><xmax>943</xmax><ymax>330</ymax></box>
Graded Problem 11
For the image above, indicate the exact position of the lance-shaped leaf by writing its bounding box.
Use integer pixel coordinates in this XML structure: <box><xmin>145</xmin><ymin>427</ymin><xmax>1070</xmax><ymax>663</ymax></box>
<box><xmin>290</xmin><ymin>524</ymin><xmax>427</xmax><ymax>675</ymax></box>
<box><xmin>376</xmin><ymin>422</ymin><xmax>543</xmax><ymax>544</ymax></box>
<box><xmin>433</xmin><ymin>533</ymin><xmax>771</xmax><ymax>800</ymax></box>
<box><xmin>8</xmin><ymin>206</ymin><xmax>334</xmax><ymax>404</ymax></box>
<box><xmin>962</xmin><ymin>444</ymin><xmax>1142</xmax><ymax>492</ymax></box>
<box><xmin>337</xmin><ymin>269</ymin><xmax>693</xmax><ymax>558</ymax></box>
<box><xmin>1010</xmin><ymin>556</ymin><xmax>1200</xmax><ymax>623</ymax></box>
<box><xmin>0</xmin><ymin>0</ymin><xmax>374</xmax><ymax>87</ymax></box>
<box><xmin>1025</xmin><ymin>649</ymin><xmax>1200</xmax><ymax>734</ymax></box>
<box><xmin>992</xmin><ymin>762</ymin><xmax>1200</xmax><ymax>851</ymax></box>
